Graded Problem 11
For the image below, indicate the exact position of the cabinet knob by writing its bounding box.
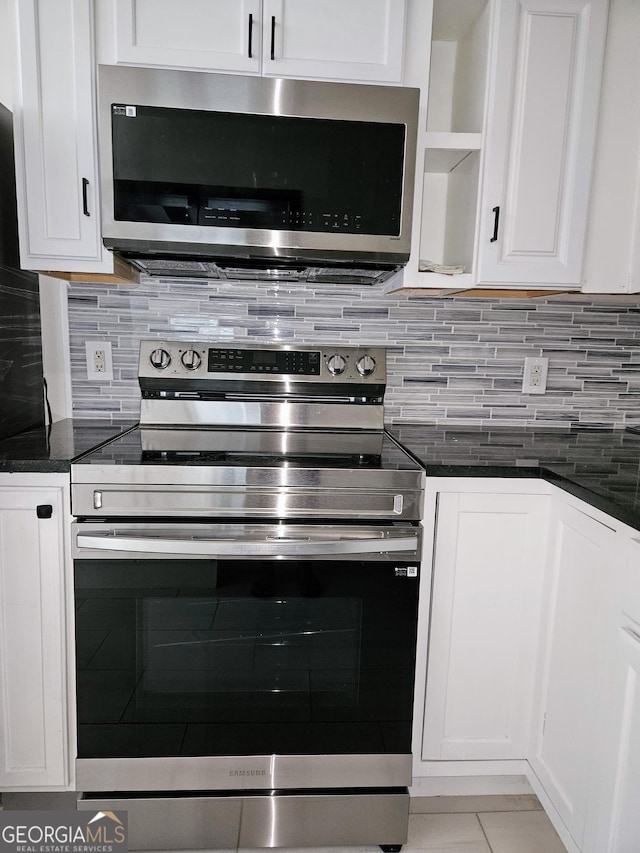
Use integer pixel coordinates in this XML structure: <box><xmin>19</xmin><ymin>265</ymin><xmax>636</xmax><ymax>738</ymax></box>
<box><xmin>36</xmin><ymin>504</ymin><xmax>53</xmax><ymax>519</ymax></box>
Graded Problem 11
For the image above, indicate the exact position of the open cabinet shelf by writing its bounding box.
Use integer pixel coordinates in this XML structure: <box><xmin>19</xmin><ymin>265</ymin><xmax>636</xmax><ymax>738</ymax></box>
<box><xmin>399</xmin><ymin>0</ymin><xmax>490</xmax><ymax>292</ymax></box>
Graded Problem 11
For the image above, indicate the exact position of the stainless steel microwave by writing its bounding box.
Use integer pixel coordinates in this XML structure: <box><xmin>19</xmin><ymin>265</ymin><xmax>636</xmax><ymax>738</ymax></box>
<box><xmin>97</xmin><ymin>66</ymin><xmax>419</xmax><ymax>284</ymax></box>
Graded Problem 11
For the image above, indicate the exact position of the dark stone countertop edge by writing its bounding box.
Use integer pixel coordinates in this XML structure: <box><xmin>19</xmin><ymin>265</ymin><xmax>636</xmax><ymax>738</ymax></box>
<box><xmin>0</xmin><ymin>419</ymin><xmax>137</xmax><ymax>474</ymax></box>
<box><xmin>388</xmin><ymin>425</ymin><xmax>640</xmax><ymax>533</ymax></box>
<box><xmin>0</xmin><ymin>459</ymin><xmax>73</xmax><ymax>474</ymax></box>
<box><xmin>2</xmin><ymin>420</ymin><xmax>640</xmax><ymax>534</ymax></box>
<box><xmin>414</xmin><ymin>462</ymin><xmax>640</xmax><ymax>533</ymax></box>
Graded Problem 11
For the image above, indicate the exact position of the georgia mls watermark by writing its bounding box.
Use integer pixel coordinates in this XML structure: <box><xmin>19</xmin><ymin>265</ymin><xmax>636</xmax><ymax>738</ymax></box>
<box><xmin>0</xmin><ymin>811</ymin><xmax>128</xmax><ymax>853</ymax></box>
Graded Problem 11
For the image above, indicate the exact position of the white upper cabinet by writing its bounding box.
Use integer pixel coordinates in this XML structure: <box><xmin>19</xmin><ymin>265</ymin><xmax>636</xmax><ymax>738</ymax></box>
<box><xmin>476</xmin><ymin>0</ymin><xmax>609</xmax><ymax>287</ymax></box>
<box><xmin>262</xmin><ymin>0</ymin><xmax>406</xmax><ymax>83</ymax></box>
<box><xmin>400</xmin><ymin>0</ymin><xmax>609</xmax><ymax>293</ymax></box>
<box><xmin>12</xmin><ymin>0</ymin><xmax>116</xmax><ymax>274</ymax></box>
<box><xmin>14</xmin><ymin>0</ymin><xmax>406</xmax><ymax>280</ymax></box>
<box><xmin>99</xmin><ymin>0</ymin><xmax>262</xmax><ymax>74</ymax></box>
<box><xmin>97</xmin><ymin>0</ymin><xmax>407</xmax><ymax>83</ymax></box>
<box><xmin>13</xmin><ymin>0</ymin><xmax>615</xmax><ymax>284</ymax></box>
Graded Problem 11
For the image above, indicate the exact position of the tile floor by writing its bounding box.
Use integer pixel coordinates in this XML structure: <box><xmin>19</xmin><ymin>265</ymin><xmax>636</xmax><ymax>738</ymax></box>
<box><xmin>404</xmin><ymin>799</ymin><xmax>567</xmax><ymax>853</ymax></box>
<box><xmin>0</xmin><ymin>794</ymin><xmax>568</xmax><ymax>853</ymax></box>
<box><xmin>232</xmin><ymin>796</ymin><xmax>568</xmax><ymax>853</ymax></box>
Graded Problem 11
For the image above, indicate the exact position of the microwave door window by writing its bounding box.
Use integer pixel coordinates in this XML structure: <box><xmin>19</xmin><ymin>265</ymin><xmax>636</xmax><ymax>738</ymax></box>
<box><xmin>111</xmin><ymin>105</ymin><xmax>405</xmax><ymax>236</ymax></box>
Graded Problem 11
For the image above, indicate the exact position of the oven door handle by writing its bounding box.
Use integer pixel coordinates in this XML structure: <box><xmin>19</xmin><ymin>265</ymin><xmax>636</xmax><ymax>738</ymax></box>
<box><xmin>75</xmin><ymin>532</ymin><xmax>420</xmax><ymax>557</ymax></box>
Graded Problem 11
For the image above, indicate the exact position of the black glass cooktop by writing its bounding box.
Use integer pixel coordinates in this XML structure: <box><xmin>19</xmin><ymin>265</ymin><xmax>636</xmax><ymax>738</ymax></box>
<box><xmin>73</xmin><ymin>427</ymin><xmax>423</xmax><ymax>472</ymax></box>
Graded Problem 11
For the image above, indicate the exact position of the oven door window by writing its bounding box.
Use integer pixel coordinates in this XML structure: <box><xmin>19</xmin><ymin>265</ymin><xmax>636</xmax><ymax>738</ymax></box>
<box><xmin>75</xmin><ymin>558</ymin><xmax>419</xmax><ymax>759</ymax></box>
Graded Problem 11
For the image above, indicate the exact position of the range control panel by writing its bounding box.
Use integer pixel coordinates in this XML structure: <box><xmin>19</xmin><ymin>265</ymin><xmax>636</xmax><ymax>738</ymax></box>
<box><xmin>138</xmin><ymin>341</ymin><xmax>386</xmax><ymax>383</ymax></box>
<box><xmin>208</xmin><ymin>347</ymin><xmax>321</xmax><ymax>376</ymax></box>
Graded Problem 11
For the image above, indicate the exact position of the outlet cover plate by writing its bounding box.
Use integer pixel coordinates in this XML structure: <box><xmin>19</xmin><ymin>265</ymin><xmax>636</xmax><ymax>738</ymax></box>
<box><xmin>522</xmin><ymin>356</ymin><xmax>548</xmax><ymax>394</ymax></box>
<box><xmin>86</xmin><ymin>341</ymin><xmax>114</xmax><ymax>381</ymax></box>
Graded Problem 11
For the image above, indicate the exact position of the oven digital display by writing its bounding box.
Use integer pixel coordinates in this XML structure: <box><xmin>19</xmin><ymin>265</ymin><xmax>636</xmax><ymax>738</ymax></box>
<box><xmin>207</xmin><ymin>348</ymin><xmax>321</xmax><ymax>375</ymax></box>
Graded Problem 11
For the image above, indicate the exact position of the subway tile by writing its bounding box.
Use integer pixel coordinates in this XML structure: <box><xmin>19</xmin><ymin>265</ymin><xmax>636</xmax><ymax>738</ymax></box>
<box><xmin>66</xmin><ymin>280</ymin><xmax>640</xmax><ymax>426</ymax></box>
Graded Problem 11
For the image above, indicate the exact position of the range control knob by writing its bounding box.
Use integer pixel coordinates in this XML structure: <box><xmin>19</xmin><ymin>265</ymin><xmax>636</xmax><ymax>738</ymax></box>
<box><xmin>356</xmin><ymin>354</ymin><xmax>376</xmax><ymax>377</ymax></box>
<box><xmin>149</xmin><ymin>348</ymin><xmax>171</xmax><ymax>370</ymax></box>
<box><xmin>327</xmin><ymin>354</ymin><xmax>347</xmax><ymax>376</ymax></box>
<box><xmin>181</xmin><ymin>349</ymin><xmax>202</xmax><ymax>371</ymax></box>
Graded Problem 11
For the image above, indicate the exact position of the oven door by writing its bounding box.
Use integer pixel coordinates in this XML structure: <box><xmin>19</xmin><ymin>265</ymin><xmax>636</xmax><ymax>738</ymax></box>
<box><xmin>72</xmin><ymin>521</ymin><xmax>421</xmax><ymax>792</ymax></box>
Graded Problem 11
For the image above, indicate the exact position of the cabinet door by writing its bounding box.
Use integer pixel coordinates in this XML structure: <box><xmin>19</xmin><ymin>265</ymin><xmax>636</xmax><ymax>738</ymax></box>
<box><xmin>104</xmin><ymin>0</ymin><xmax>406</xmax><ymax>83</ymax></box>
<box><xmin>13</xmin><ymin>0</ymin><xmax>113</xmax><ymax>272</ymax></box>
<box><xmin>584</xmin><ymin>535</ymin><xmax>640</xmax><ymax>853</ymax></box>
<box><xmin>421</xmin><ymin>491</ymin><xmax>548</xmax><ymax>761</ymax></box>
<box><xmin>0</xmin><ymin>485</ymin><xmax>69</xmax><ymax>788</ymax></box>
<box><xmin>262</xmin><ymin>0</ymin><xmax>406</xmax><ymax>83</ymax></box>
<box><xmin>593</xmin><ymin>626</ymin><xmax>640</xmax><ymax>852</ymax></box>
<box><xmin>109</xmin><ymin>0</ymin><xmax>261</xmax><ymax>73</ymax></box>
<box><xmin>475</xmin><ymin>0</ymin><xmax>608</xmax><ymax>286</ymax></box>
<box><xmin>529</xmin><ymin>499</ymin><xmax>615</xmax><ymax>849</ymax></box>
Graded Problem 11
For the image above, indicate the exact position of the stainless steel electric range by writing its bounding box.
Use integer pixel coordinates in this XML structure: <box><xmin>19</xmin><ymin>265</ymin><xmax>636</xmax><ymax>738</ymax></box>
<box><xmin>69</xmin><ymin>341</ymin><xmax>425</xmax><ymax>852</ymax></box>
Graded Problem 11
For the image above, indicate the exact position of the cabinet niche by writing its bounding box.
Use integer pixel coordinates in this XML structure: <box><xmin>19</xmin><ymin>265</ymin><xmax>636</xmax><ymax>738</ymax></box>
<box><xmin>410</xmin><ymin>0</ymin><xmax>489</xmax><ymax>289</ymax></box>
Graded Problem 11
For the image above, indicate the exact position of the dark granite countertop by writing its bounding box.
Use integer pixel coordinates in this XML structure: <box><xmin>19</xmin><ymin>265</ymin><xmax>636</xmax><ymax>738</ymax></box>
<box><xmin>388</xmin><ymin>424</ymin><xmax>640</xmax><ymax>533</ymax></box>
<box><xmin>3</xmin><ymin>418</ymin><xmax>640</xmax><ymax>533</ymax></box>
<box><xmin>0</xmin><ymin>419</ymin><xmax>136</xmax><ymax>473</ymax></box>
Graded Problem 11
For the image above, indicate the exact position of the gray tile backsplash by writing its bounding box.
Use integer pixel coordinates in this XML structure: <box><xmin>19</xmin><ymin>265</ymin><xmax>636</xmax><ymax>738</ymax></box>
<box><xmin>67</xmin><ymin>278</ymin><xmax>640</xmax><ymax>428</ymax></box>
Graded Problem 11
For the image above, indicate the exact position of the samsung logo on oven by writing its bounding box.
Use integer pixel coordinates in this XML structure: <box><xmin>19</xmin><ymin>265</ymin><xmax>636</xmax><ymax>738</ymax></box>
<box><xmin>229</xmin><ymin>769</ymin><xmax>267</xmax><ymax>777</ymax></box>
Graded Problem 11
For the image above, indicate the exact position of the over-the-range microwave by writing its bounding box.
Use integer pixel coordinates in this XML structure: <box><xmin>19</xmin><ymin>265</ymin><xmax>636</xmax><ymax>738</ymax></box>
<box><xmin>97</xmin><ymin>65</ymin><xmax>419</xmax><ymax>284</ymax></box>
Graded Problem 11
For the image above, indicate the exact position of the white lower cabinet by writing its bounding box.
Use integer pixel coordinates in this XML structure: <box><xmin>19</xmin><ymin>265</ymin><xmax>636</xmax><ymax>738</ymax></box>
<box><xmin>0</xmin><ymin>475</ymin><xmax>72</xmax><ymax>790</ymax></box>
<box><xmin>421</xmin><ymin>488</ymin><xmax>548</xmax><ymax>761</ymax></box>
<box><xmin>583</xmin><ymin>534</ymin><xmax>640</xmax><ymax>852</ymax></box>
<box><xmin>527</xmin><ymin>496</ymin><xmax>617</xmax><ymax>852</ymax></box>
<box><xmin>415</xmin><ymin>481</ymin><xmax>640</xmax><ymax>853</ymax></box>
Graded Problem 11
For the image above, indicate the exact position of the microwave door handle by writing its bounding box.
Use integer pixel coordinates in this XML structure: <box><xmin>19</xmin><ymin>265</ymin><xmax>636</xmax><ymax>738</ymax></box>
<box><xmin>75</xmin><ymin>532</ymin><xmax>419</xmax><ymax>557</ymax></box>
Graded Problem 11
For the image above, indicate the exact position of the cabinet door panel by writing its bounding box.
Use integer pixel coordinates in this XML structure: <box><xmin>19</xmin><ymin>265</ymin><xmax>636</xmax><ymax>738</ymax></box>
<box><xmin>113</xmin><ymin>0</ymin><xmax>261</xmax><ymax>72</ymax></box>
<box><xmin>529</xmin><ymin>500</ymin><xmax>614</xmax><ymax>848</ymax></box>
<box><xmin>422</xmin><ymin>491</ymin><xmax>547</xmax><ymax>760</ymax></box>
<box><xmin>603</xmin><ymin>626</ymin><xmax>640</xmax><ymax>852</ymax></box>
<box><xmin>106</xmin><ymin>0</ymin><xmax>405</xmax><ymax>83</ymax></box>
<box><xmin>585</xmin><ymin>536</ymin><xmax>640</xmax><ymax>853</ymax></box>
<box><xmin>476</xmin><ymin>0</ymin><xmax>608</xmax><ymax>285</ymax></box>
<box><xmin>14</xmin><ymin>0</ymin><xmax>108</xmax><ymax>266</ymax></box>
<box><xmin>0</xmin><ymin>487</ymin><xmax>68</xmax><ymax>788</ymax></box>
<box><xmin>263</xmin><ymin>0</ymin><xmax>406</xmax><ymax>82</ymax></box>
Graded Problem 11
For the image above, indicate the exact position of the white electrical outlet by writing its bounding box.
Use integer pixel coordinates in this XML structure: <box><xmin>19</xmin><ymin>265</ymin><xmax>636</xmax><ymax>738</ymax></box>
<box><xmin>522</xmin><ymin>356</ymin><xmax>548</xmax><ymax>395</ymax></box>
<box><xmin>86</xmin><ymin>341</ymin><xmax>114</xmax><ymax>381</ymax></box>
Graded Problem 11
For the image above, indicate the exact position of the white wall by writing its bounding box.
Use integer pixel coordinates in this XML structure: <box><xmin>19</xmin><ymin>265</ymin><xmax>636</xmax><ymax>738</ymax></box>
<box><xmin>0</xmin><ymin>0</ymin><xmax>13</xmax><ymax>109</ymax></box>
